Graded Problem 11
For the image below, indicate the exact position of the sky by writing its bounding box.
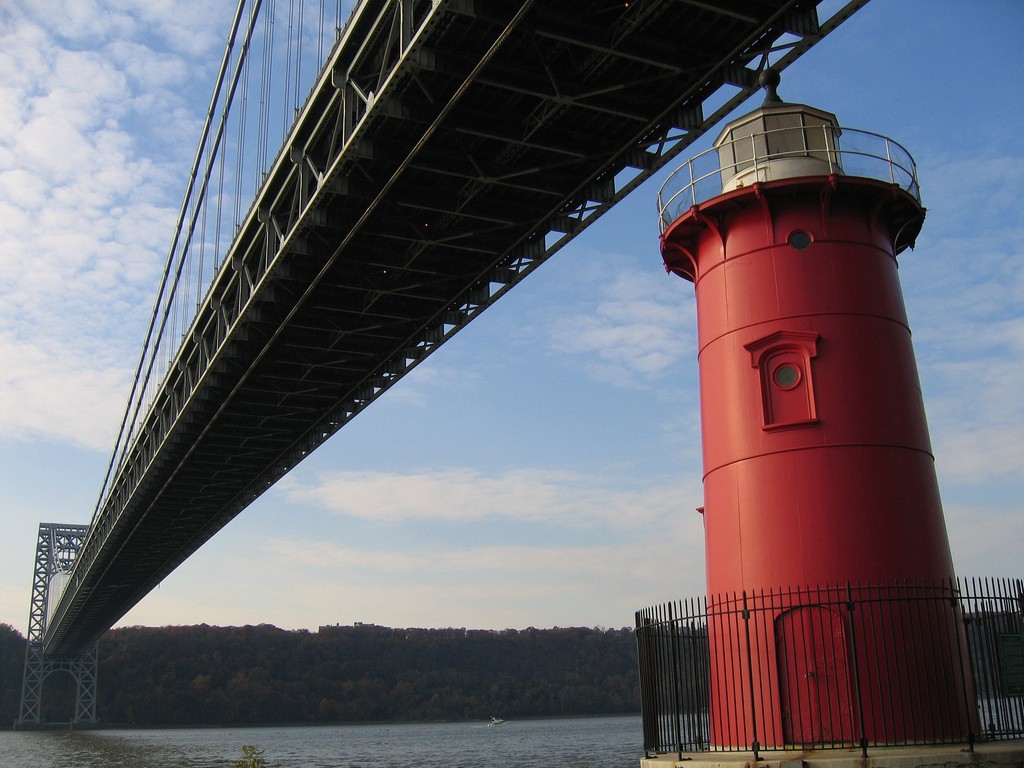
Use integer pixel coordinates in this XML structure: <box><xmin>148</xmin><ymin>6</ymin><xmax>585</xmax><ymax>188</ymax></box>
<box><xmin>0</xmin><ymin>0</ymin><xmax>1022</xmax><ymax>636</ymax></box>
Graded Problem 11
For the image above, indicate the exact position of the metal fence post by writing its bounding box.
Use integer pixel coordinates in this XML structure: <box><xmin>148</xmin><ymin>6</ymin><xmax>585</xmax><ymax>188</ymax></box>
<box><xmin>845</xmin><ymin>582</ymin><xmax>869</xmax><ymax>758</ymax></box>
<box><xmin>951</xmin><ymin>577</ymin><xmax>975</xmax><ymax>751</ymax></box>
<box><xmin>741</xmin><ymin>591</ymin><xmax>760</xmax><ymax>760</ymax></box>
<box><xmin>668</xmin><ymin>601</ymin><xmax>684</xmax><ymax>757</ymax></box>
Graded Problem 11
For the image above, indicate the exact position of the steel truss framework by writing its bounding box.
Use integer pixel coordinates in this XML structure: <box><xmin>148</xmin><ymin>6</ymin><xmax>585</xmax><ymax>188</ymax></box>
<box><xmin>45</xmin><ymin>0</ymin><xmax>869</xmax><ymax>654</ymax></box>
<box><xmin>19</xmin><ymin>524</ymin><xmax>98</xmax><ymax>725</ymax></box>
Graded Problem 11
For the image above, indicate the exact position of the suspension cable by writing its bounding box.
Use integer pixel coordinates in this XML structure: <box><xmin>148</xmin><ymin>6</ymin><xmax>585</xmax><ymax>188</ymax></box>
<box><xmin>92</xmin><ymin>0</ymin><xmax>254</xmax><ymax>520</ymax></box>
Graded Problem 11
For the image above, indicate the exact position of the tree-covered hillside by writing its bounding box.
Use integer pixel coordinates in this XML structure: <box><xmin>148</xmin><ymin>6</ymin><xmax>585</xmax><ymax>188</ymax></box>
<box><xmin>0</xmin><ymin>624</ymin><xmax>24</xmax><ymax>724</ymax></box>
<box><xmin>1</xmin><ymin>623</ymin><xmax>640</xmax><ymax>726</ymax></box>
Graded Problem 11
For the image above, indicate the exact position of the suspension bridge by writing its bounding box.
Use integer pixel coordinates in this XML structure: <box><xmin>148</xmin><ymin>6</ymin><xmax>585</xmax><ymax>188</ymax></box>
<box><xmin>19</xmin><ymin>0</ymin><xmax>868</xmax><ymax>724</ymax></box>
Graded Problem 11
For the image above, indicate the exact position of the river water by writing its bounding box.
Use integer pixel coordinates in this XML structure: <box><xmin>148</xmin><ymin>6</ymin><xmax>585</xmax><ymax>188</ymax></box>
<box><xmin>1</xmin><ymin>714</ymin><xmax>644</xmax><ymax>768</ymax></box>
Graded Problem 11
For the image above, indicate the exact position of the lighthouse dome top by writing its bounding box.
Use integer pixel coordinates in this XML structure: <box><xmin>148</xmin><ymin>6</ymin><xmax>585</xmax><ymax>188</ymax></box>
<box><xmin>657</xmin><ymin>73</ymin><xmax>922</xmax><ymax>232</ymax></box>
<box><xmin>713</xmin><ymin>98</ymin><xmax>842</xmax><ymax>193</ymax></box>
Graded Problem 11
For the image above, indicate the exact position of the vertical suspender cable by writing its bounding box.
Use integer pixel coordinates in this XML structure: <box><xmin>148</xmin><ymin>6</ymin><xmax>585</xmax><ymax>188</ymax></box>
<box><xmin>92</xmin><ymin>0</ymin><xmax>254</xmax><ymax>519</ymax></box>
<box><xmin>294</xmin><ymin>0</ymin><xmax>304</xmax><ymax>115</ymax></box>
<box><xmin>318</xmin><ymin>0</ymin><xmax>325</xmax><ymax>65</ymax></box>
<box><xmin>234</xmin><ymin>2</ymin><xmax>255</xmax><ymax>230</ymax></box>
<box><xmin>141</xmin><ymin>0</ymin><xmax>265</xmax><ymax>441</ymax></box>
<box><xmin>283</xmin><ymin>0</ymin><xmax>294</xmax><ymax>137</ymax></box>
<box><xmin>257</xmin><ymin>0</ymin><xmax>275</xmax><ymax>177</ymax></box>
<box><xmin>197</xmin><ymin>169</ymin><xmax>208</xmax><ymax>312</ymax></box>
<box><xmin>215</xmin><ymin>95</ymin><xmax>228</xmax><ymax>272</ymax></box>
<box><xmin>92</xmin><ymin>0</ymin><xmax>265</xmax><ymax>524</ymax></box>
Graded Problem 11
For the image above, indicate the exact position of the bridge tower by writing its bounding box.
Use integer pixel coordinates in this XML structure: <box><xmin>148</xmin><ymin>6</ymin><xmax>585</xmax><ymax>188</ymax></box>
<box><xmin>657</xmin><ymin>72</ymin><xmax>974</xmax><ymax>747</ymax></box>
<box><xmin>17</xmin><ymin>523</ymin><xmax>98</xmax><ymax>727</ymax></box>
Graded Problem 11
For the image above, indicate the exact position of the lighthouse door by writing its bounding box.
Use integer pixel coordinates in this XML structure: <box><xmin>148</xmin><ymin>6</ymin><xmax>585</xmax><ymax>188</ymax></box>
<box><xmin>775</xmin><ymin>606</ymin><xmax>853</xmax><ymax>745</ymax></box>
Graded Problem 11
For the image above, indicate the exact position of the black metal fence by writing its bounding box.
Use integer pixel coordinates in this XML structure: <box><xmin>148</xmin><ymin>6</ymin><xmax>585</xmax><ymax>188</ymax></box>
<box><xmin>635</xmin><ymin>578</ymin><xmax>1024</xmax><ymax>758</ymax></box>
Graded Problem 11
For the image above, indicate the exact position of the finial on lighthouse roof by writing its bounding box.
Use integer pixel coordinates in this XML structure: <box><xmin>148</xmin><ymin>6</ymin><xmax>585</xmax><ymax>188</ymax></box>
<box><xmin>759</xmin><ymin>68</ymin><xmax>782</xmax><ymax>105</ymax></box>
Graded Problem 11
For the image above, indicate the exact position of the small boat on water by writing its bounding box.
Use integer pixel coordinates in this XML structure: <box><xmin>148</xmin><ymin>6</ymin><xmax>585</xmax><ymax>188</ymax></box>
<box><xmin>487</xmin><ymin>716</ymin><xmax>506</xmax><ymax>726</ymax></box>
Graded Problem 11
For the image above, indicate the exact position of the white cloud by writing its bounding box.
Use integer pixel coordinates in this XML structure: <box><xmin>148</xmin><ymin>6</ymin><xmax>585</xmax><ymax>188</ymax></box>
<box><xmin>946</xmin><ymin>501</ymin><xmax>1024</xmax><ymax>580</ymax></box>
<box><xmin>169</xmin><ymin>532</ymin><xmax>707</xmax><ymax>630</ymax></box>
<box><xmin>267</xmin><ymin>539</ymin><xmax>657</xmax><ymax>583</ymax></box>
<box><xmin>928</xmin><ymin>334</ymin><xmax>1024</xmax><ymax>485</ymax></box>
<box><xmin>0</xmin><ymin>331</ymin><xmax>130</xmax><ymax>449</ymax></box>
<box><xmin>112</xmin><ymin>478</ymin><xmax>709</xmax><ymax>631</ymax></box>
<box><xmin>0</xmin><ymin>2</ymin><xmax>216</xmax><ymax>448</ymax></box>
<box><xmin>902</xmin><ymin>147</ymin><xmax>1024</xmax><ymax>489</ymax></box>
<box><xmin>281</xmin><ymin>466</ymin><xmax>694</xmax><ymax>529</ymax></box>
<box><xmin>547</xmin><ymin>263</ymin><xmax>696</xmax><ymax>388</ymax></box>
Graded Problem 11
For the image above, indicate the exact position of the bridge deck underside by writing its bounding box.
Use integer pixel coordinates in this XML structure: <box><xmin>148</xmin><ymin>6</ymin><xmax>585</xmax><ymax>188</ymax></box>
<box><xmin>47</xmin><ymin>0</ymin><xmax>851</xmax><ymax>653</ymax></box>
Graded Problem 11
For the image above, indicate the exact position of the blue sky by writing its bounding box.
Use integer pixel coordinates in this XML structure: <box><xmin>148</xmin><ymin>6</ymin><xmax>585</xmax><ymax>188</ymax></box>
<box><xmin>1</xmin><ymin>0</ymin><xmax>1021</xmax><ymax>635</ymax></box>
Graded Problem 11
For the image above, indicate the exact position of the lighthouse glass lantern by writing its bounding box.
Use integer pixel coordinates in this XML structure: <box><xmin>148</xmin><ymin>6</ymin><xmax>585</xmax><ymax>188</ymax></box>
<box><xmin>715</xmin><ymin>101</ymin><xmax>842</xmax><ymax>192</ymax></box>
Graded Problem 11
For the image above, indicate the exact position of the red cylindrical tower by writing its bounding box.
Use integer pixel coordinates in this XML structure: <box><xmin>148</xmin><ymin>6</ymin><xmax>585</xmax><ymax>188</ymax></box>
<box><xmin>659</xmin><ymin>74</ymin><xmax>973</xmax><ymax>748</ymax></box>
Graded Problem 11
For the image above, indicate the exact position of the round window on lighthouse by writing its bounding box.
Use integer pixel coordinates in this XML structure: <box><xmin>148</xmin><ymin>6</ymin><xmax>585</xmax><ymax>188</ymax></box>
<box><xmin>772</xmin><ymin>362</ymin><xmax>801</xmax><ymax>389</ymax></box>
<box><xmin>788</xmin><ymin>230</ymin><xmax>812</xmax><ymax>250</ymax></box>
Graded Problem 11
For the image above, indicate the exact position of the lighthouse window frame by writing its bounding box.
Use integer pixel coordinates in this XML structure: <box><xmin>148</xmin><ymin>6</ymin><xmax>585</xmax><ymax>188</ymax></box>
<box><xmin>745</xmin><ymin>331</ymin><xmax>820</xmax><ymax>430</ymax></box>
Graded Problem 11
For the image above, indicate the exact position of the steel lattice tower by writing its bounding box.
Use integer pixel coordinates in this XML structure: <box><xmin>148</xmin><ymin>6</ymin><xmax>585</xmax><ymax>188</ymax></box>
<box><xmin>18</xmin><ymin>523</ymin><xmax>98</xmax><ymax>726</ymax></box>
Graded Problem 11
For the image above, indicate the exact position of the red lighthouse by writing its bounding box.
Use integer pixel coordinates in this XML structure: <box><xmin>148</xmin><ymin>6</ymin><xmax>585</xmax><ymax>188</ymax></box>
<box><xmin>658</xmin><ymin>71</ymin><xmax>973</xmax><ymax>747</ymax></box>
